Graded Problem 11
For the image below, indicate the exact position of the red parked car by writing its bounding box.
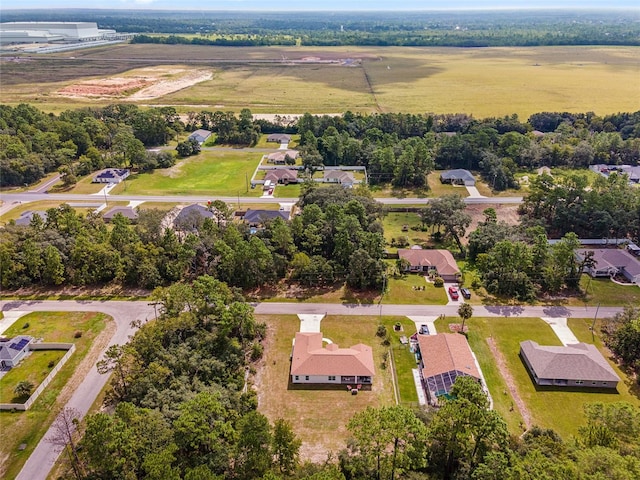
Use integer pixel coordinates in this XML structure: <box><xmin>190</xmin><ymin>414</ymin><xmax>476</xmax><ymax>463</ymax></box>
<box><xmin>448</xmin><ymin>286</ymin><xmax>459</xmax><ymax>300</ymax></box>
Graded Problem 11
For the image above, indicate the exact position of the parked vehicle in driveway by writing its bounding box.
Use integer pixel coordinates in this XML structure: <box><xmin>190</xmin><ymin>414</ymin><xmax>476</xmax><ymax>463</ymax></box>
<box><xmin>419</xmin><ymin>324</ymin><xmax>430</xmax><ymax>335</ymax></box>
<box><xmin>448</xmin><ymin>286</ymin><xmax>459</xmax><ymax>300</ymax></box>
<box><xmin>460</xmin><ymin>287</ymin><xmax>471</xmax><ymax>299</ymax></box>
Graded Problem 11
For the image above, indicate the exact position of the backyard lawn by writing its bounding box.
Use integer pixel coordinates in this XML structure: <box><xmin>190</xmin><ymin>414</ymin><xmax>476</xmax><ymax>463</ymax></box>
<box><xmin>442</xmin><ymin>316</ymin><xmax>640</xmax><ymax>440</ymax></box>
<box><xmin>256</xmin><ymin>314</ymin><xmax>395</xmax><ymax>462</ymax></box>
<box><xmin>576</xmin><ymin>275</ymin><xmax>640</xmax><ymax>307</ymax></box>
<box><xmin>0</xmin><ymin>312</ymin><xmax>109</xmax><ymax>480</ymax></box>
<box><xmin>0</xmin><ymin>350</ymin><xmax>66</xmax><ymax>403</ymax></box>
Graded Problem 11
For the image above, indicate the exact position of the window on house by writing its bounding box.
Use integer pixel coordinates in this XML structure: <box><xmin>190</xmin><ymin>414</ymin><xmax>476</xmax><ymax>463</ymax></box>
<box><xmin>294</xmin><ymin>376</ymin><xmax>299</xmax><ymax>381</ymax></box>
<box><xmin>575</xmin><ymin>380</ymin><xmax>584</xmax><ymax>384</ymax></box>
<box><xmin>305</xmin><ymin>376</ymin><xmax>309</xmax><ymax>381</ymax></box>
<box><xmin>328</xmin><ymin>376</ymin><xmax>336</xmax><ymax>381</ymax></box>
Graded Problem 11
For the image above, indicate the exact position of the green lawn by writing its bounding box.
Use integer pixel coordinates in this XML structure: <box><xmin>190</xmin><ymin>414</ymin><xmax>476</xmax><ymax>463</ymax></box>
<box><xmin>576</xmin><ymin>275</ymin><xmax>640</xmax><ymax>307</ymax></box>
<box><xmin>0</xmin><ymin>312</ymin><xmax>109</xmax><ymax>480</ymax></box>
<box><xmin>0</xmin><ymin>350</ymin><xmax>66</xmax><ymax>403</ymax></box>
<box><xmin>382</xmin><ymin>212</ymin><xmax>433</xmax><ymax>249</ymax></box>
<box><xmin>111</xmin><ymin>150</ymin><xmax>263</xmax><ymax>196</ymax></box>
<box><xmin>443</xmin><ymin>316</ymin><xmax>640</xmax><ymax>440</ymax></box>
<box><xmin>427</xmin><ymin>172</ymin><xmax>468</xmax><ymax>197</ymax></box>
<box><xmin>384</xmin><ymin>274</ymin><xmax>448</xmax><ymax>305</ymax></box>
<box><xmin>257</xmin><ymin>314</ymin><xmax>395</xmax><ymax>459</ymax></box>
<box><xmin>381</xmin><ymin>317</ymin><xmax>420</xmax><ymax>405</ymax></box>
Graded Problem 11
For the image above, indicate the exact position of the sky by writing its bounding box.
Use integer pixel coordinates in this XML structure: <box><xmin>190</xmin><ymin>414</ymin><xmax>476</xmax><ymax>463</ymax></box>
<box><xmin>2</xmin><ymin>1</ymin><xmax>639</xmax><ymax>11</ymax></box>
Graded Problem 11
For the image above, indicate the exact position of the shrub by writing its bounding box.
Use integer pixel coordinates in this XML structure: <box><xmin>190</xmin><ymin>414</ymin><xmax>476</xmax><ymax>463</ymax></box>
<box><xmin>251</xmin><ymin>342</ymin><xmax>264</xmax><ymax>361</ymax></box>
<box><xmin>376</xmin><ymin>325</ymin><xmax>387</xmax><ymax>338</ymax></box>
<box><xmin>48</xmin><ymin>360</ymin><xmax>55</xmax><ymax>368</ymax></box>
<box><xmin>74</xmin><ymin>330</ymin><xmax>82</xmax><ymax>338</ymax></box>
<box><xmin>433</xmin><ymin>277</ymin><xmax>444</xmax><ymax>287</ymax></box>
<box><xmin>22</xmin><ymin>322</ymin><xmax>29</xmax><ymax>329</ymax></box>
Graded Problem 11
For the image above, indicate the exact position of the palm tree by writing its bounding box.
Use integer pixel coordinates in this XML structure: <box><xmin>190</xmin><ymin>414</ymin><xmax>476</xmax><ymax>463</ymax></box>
<box><xmin>14</xmin><ymin>380</ymin><xmax>34</xmax><ymax>399</ymax></box>
<box><xmin>457</xmin><ymin>302</ymin><xmax>473</xmax><ymax>334</ymax></box>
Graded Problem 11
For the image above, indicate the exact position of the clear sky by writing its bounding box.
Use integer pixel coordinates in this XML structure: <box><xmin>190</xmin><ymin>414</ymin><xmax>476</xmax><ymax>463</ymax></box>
<box><xmin>2</xmin><ymin>1</ymin><xmax>639</xmax><ymax>11</ymax></box>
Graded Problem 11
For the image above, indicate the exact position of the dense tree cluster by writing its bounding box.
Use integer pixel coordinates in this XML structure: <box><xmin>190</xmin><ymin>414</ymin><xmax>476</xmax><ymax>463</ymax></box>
<box><xmin>0</xmin><ymin>186</ymin><xmax>385</xmax><ymax>292</ymax></box>
<box><xmin>11</xmin><ymin>10</ymin><xmax>638</xmax><ymax>47</ymax></box>
<box><xmin>520</xmin><ymin>172</ymin><xmax>640</xmax><ymax>240</ymax></box>
<box><xmin>185</xmin><ymin>109</ymin><xmax>261</xmax><ymax>147</ymax></box>
<box><xmin>0</xmin><ymin>104</ymin><xmax>180</xmax><ymax>187</ymax></box>
<box><xmin>602</xmin><ymin>307</ymin><xmax>640</xmax><ymax>383</ymax></box>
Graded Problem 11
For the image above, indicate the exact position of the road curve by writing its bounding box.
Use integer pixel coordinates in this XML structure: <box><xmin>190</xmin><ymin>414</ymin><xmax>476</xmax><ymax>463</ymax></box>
<box><xmin>1</xmin><ymin>299</ymin><xmax>620</xmax><ymax>480</ymax></box>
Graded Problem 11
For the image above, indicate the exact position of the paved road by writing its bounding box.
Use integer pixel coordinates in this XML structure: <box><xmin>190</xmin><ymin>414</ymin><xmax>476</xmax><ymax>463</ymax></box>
<box><xmin>1</xmin><ymin>298</ymin><xmax>619</xmax><ymax>480</ymax></box>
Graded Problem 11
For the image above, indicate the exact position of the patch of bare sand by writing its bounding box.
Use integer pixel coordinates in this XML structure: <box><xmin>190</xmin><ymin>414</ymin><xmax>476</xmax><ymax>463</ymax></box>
<box><xmin>127</xmin><ymin>69</ymin><xmax>213</xmax><ymax>101</ymax></box>
<box><xmin>464</xmin><ymin>203</ymin><xmax>521</xmax><ymax>241</ymax></box>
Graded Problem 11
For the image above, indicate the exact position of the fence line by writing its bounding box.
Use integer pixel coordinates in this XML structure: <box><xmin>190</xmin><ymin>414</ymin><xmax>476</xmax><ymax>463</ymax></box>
<box><xmin>0</xmin><ymin>344</ymin><xmax>75</xmax><ymax>411</ymax></box>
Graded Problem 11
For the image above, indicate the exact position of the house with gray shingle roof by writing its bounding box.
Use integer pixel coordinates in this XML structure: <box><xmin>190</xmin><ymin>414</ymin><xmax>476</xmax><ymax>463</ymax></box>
<box><xmin>0</xmin><ymin>335</ymin><xmax>33</xmax><ymax>369</ymax></box>
<box><xmin>102</xmin><ymin>206</ymin><xmax>138</xmax><ymax>223</ymax></box>
<box><xmin>15</xmin><ymin>210</ymin><xmax>48</xmax><ymax>226</ymax></box>
<box><xmin>188</xmin><ymin>129</ymin><xmax>212</xmax><ymax>144</ymax></box>
<box><xmin>323</xmin><ymin>170</ymin><xmax>354</xmax><ymax>186</ymax></box>
<box><xmin>267</xmin><ymin>133</ymin><xmax>291</xmax><ymax>144</ymax></box>
<box><xmin>576</xmin><ymin>248</ymin><xmax>640</xmax><ymax>286</ymax></box>
<box><xmin>93</xmin><ymin>168</ymin><xmax>130</xmax><ymax>184</ymax></box>
<box><xmin>264</xmin><ymin>168</ymin><xmax>299</xmax><ymax>185</ymax></box>
<box><xmin>520</xmin><ymin>340</ymin><xmax>620</xmax><ymax>389</ymax></box>
<box><xmin>440</xmin><ymin>169</ymin><xmax>475</xmax><ymax>186</ymax></box>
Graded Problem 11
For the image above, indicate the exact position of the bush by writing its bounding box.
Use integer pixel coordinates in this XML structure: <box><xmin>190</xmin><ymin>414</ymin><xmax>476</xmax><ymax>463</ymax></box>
<box><xmin>22</xmin><ymin>322</ymin><xmax>29</xmax><ymax>329</ymax></box>
<box><xmin>74</xmin><ymin>330</ymin><xmax>82</xmax><ymax>338</ymax></box>
<box><xmin>433</xmin><ymin>277</ymin><xmax>444</xmax><ymax>287</ymax></box>
<box><xmin>376</xmin><ymin>325</ymin><xmax>387</xmax><ymax>338</ymax></box>
<box><xmin>48</xmin><ymin>360</ymin><xmax>55</xmax><ymax>368</ymax></box>
<box><xmin>250</xmin><ymin>342</ymin><xmax>264</xmax><ymax>361</ymax></box>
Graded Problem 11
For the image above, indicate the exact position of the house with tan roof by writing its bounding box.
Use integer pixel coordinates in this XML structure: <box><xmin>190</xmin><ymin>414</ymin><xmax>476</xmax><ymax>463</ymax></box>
<box><xmin>397</xmin><ymin>248</ymin><xmax>461</xmax><ymax>282</ymax></box>
<box><xmin>416</xmin><ymin>333</ymin><xmax>481</xmax><ymax>403</ymax></box>
<box><xmin>520</xmin><ymin>340</ymin><xmax>620</xmax><ymax>389</ymax></box>
<box><xmin>266</xmin><ymin>150</ymin><xmax>299</xmax><ymax>165</ymax></box>
<box><xmin>264</xmin><ymin>168</ymin><xmax>299</xmax><ymax>185</ymax></box>
<box><xmin>323</xmin><ymin>170</ymin><xmax>355</xmax><ymax>186</ymax></box>
<box><xmin>290</xmin><ymin>332</ymin><xmax>375</xmax><ymax>385</ymax></box>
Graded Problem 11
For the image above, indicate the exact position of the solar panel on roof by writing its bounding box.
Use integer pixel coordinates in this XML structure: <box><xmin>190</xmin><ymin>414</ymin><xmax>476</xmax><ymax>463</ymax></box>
<box><xmin>9</xmin><ymin>338</ymin><xmax>29</xmax><ymax>350</ymax></box>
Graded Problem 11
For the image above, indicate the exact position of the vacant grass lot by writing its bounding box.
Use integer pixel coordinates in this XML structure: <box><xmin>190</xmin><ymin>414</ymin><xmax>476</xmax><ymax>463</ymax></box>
<box><xmin>256</xmin><ymin>314</ymin><xmax>395</xmax><ymax>462</ymax></box>
<box><xmin>383</xmin><ymin>212</ymin><xmax>431</xmax><ymax>248</ymax></box>
<box><xmin>112</xmin><ymin>150</ymin><xmax>262</xmax><ymax>196</ymax></box>
<box><xmin>0</xmin><ymin>312</ymin><xmax>108</xmax><ymax>480</ymax></box>
<box><xmin>3</xmin><ymin>45</ymin><xmax>638</xmax><ymax>117</ymax></box>
<box><xmin>445</xmin><ymin>316</ymin><xmax>640</xmax><ymax>440</ymax></box>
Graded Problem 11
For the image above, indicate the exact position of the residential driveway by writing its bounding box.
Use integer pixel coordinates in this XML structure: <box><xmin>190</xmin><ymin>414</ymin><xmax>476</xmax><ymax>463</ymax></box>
<box><xmin>541</xmin><ymin>317</ymin><xmax>579</xmax><ymax>346</ymax></box>
<box><xmin>0</xmin><ymin>310</ymin><xmax>30</xmax><ymax>334</ymax></box>
<box><xmin>407</xmin><ymin>316</ymin><xmax>438</xmax><ymax>335</ymax></box>
<box><xmin>444</xmin><ymin>282</ymin><xmax>463</xmax><ymax>306</ymax></box>
<box><xmin>465</xmin><ymin>185</ymin><xmax>485</xmax><ymax>198</ymax></box>
<box><xmin>297</xmin><ymin>314</ymin><xmax>325</xmax><ymax>332</ymax></box>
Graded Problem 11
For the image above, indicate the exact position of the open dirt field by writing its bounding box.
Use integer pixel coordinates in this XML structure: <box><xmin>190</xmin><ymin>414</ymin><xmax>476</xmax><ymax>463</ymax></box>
<box><xmin>56</xmin><ymin>66</ymin><xmax>212</xmax><ymax>100</ymax></box>
<box><xmin>2</xmin><ymin>45</ymin><xmax>638</xmax><ymax>116</ymax></box>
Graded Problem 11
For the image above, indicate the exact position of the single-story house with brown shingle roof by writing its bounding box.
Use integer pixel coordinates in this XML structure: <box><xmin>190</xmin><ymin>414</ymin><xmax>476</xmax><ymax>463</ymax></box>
<box><xmin>416</xmin><ymin>333</ymin><xmax>481</xmax><ymax>402</ymax></box>
<box><xmin>324</xmin><ymin>170</ymin><xmax>354</xmax><ymax>186</ymax></box>
<box><xmin>397</xmin><ymin>248</ymin><xmax>461</xmax><ymax>281</ymax></box>
<box><xmin>264</xmin><ymin>168</ymin><xmax>299</xmax><ymax>185</ymax></box>
<box><xmin>267</xmin><ymin>133</ymin><xmax>291</xmax><ymax>144</ymax></box>
<box><xmin>576</xmin><ymin>248</ymin><xmax>640</xmax><ymax>286</ymax></box>
<box><xmin>266</xmin><ymin>150</ymin><xmax>299</xmax><ymax>165</ymax></box>
<box><xmin>520</xmin><ymin>340</ymin><xmax>620</xmax><ymax>389</ymax></box>
<box><xmin>290</xmin><ymin>332</ymin><xmax>375</xmax><ymax>385</ymax></box>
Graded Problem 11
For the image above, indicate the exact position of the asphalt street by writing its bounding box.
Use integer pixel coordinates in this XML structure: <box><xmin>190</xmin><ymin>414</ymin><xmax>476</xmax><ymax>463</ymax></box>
<box><xmin>0</xmin><ymin>298</ymin><xmax>621</xmax><ymax>480</ymax></box>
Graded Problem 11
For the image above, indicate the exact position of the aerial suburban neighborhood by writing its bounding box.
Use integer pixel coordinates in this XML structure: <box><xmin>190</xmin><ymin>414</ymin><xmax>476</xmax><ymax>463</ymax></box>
<box><xmin>1</xmin><ymin>6</ymin><xmax>640</xmax><ymax>480</ymax></box>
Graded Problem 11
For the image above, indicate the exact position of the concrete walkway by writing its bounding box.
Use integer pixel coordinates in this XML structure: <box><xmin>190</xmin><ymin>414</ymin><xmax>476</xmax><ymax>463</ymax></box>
<box><xmin>412</xmin><ymin>369</ymin><xmax>427</xmax><ymax>405</ymax></box>
<box><xmin>541</xmin><ymin>317</ymin><xmax>579</xmax><ymax>346</ymax></box>
<box><xmin>297</xmin><ymin>314</ymin><xmax>325</xmax><ymax>333</ymax></box>
<box><xmin>407</xmin><ymin>316</ymin><xmax>438</xmax><ymax>335</ymax></box>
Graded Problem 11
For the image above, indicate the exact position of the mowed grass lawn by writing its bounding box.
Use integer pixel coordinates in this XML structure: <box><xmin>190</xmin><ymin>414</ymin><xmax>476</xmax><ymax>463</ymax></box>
<box><xmin>0</xmin><ymin>350</ymin><xmax>66</xmax><ymax>403</ymax></box>
<box><xmin>112</xmin><ymin>150</ymin><xmax>263</xmax><ymax>196</ymax></box>
<box><xmin>256</xmin><ymin>315</ymin><xmax>395</xmax><ymax>461</ymax></box>
<box><xmin>0</xmin><ymin>312</ymin><xmax>109</xmax><ymax>480</ymax></box>
<box><xmin>443</xmin><ymin>316</ymin><xmax>640</xmax><ymax>440</ymax></box>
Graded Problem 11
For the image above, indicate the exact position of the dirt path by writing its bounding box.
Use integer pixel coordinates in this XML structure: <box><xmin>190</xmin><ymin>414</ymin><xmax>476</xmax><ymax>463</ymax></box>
<box><xmin>486</xmin><ymin>337</ymin><xmax>532</xmax><ymax>431</ymax></box>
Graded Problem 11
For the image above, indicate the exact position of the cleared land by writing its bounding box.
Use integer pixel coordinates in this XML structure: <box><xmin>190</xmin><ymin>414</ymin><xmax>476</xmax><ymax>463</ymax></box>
<box><xmin>255</xmin><ymin>314</ymin><xmax>395</xmax><ymax>462</ymax></box>
<box><xmin>1</xmin><ymin>45</ymin><xmax>638</xmax><ymax>117</ymax></box>
<box><xmin>0</xmin><ymin>312</ymin><xmax>109</xmax><ymax>480</ymax></box>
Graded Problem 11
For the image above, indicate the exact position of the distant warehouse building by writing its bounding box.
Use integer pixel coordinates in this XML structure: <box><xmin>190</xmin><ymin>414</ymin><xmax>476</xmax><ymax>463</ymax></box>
<box><xmin>0</xmin><ymin>22</ymin><xmax>115</xmax><ymax>44</ymax></box>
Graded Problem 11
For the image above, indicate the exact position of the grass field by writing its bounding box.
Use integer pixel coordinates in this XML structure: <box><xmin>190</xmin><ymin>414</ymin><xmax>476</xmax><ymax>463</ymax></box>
<box><xmin>0</xmin><ymin>312</ymin><xmax>108</xmax><ymax>480</ymax></box>
<box><xmin>383</xmin><ymin>212</ymin><xmax>432</xmax><ymax>248</ymax></box>
<box><xmin>112</xmin><ymin>150</ymin><xmax>262</xmax><ymax>196</ymax></box>
<box><xmin>0</xmin><ymin>350</ymin><xmax>66</xmax><ymax>403</ymax></box>
<box><xmin>442</xmin><ymin>316</ymin><xmax>640</xmax><ymax>440</ymax></box>
<box><xmin>2</xmin><ymin>45</ymin><xmax>638</xmax><ymax>118</ymax></box>
<box><xmin>256</xmin><ymin>314</ymin><xmax>395</xmax><ymax>462</ymax></box>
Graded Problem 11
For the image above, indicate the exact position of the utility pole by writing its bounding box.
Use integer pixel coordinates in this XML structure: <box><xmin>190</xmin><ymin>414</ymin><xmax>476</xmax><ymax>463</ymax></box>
<box><xmin>591</xmin><ymin>302</ymin><xmax>600</xmax><ymax>341</ymax></box>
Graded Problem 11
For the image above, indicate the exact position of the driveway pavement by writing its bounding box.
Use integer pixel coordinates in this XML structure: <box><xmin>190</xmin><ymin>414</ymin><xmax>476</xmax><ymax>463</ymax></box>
<box><xmin>541</xmin><ymin>317</ymin><xmax>579</xmax><ymax>345</ymax></box>
<box><xmin>465</xmin><ymin>185</ymin><xmax>485</xmax><ymax>198</ymax></box>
